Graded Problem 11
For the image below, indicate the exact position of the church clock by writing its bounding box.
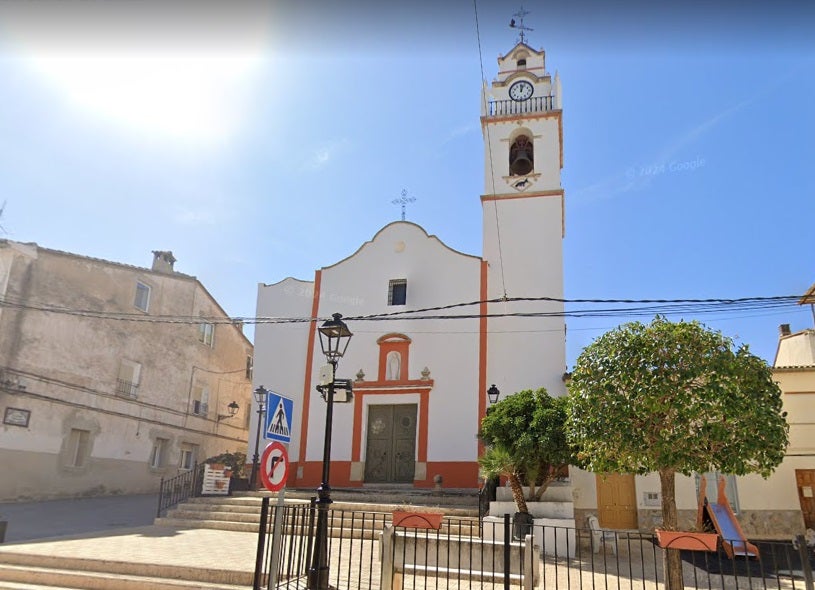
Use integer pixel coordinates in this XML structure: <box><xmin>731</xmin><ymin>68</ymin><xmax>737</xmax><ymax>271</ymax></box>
<box><xmin>508</xmin><ymin>80</ymin><xmax>533</xmax><ymax>101</ymax></box>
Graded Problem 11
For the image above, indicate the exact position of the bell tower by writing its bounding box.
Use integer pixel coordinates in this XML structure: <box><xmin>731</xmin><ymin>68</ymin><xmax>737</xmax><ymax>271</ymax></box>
<box><xmin>481</xmin><ymin>36</ymin><xmax>566</xmax><ymax>398</ymax></box>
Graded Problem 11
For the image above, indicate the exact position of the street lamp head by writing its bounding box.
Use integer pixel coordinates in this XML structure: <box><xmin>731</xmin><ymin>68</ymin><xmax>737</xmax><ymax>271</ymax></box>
<box><xmin>487</xmin><ymin>384</ymin><xmax>500</xmax><ymax>405</ymax></box>
<box><xmin>227</xmin><ymin>401</ymin><xmax>240</xmax><ymax>416</ymax></box>
<box><xmin>318</xmin><ymin>313</ymin><xmax>353</xmax><ymax>364</ymax></box>
<box><xmin>253</xmin><ymin>385</ymin><xmax>268</xmax><ymax>407</ymax></box>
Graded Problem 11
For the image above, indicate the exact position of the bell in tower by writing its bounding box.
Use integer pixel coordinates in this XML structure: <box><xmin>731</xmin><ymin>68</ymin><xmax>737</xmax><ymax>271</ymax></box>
<box><xmin>509</xmin><ymin>134</ymin><xmax>534</xmax><ymax>176</ymax></box>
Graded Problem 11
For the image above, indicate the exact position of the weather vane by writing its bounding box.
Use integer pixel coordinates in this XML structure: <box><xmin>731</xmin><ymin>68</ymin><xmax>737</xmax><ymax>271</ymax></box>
<box><xmin>509</xmin><ymin>6</ymin><xmax>533</xmax><ymax>44</ymax></box>
<box><xmin>392</xmin><ymin>189</ymin><xmax>416</xmax><ymax>221</ymax></box>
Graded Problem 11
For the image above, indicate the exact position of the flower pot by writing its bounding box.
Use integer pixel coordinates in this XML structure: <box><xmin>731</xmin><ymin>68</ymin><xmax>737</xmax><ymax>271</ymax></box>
<box><xmin>513</xmin><ymin>512</ymin><xmax>534</xmax><ymax>541</ymax></box>
<box><xmin>656</xmin><ymin>529</ymin><xmax>719</xmax><ymax>552</ymax></box>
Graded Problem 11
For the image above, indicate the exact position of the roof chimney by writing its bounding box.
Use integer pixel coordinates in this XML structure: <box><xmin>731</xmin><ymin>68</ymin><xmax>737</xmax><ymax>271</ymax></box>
<box><xmin>779</xmin><ymin>323</ymin><xmax>791</xmax><ymax>337</ymax></box>
<box><xmin>151</xmin><ymin>250</ymin><xmax>176</xmax><ymax>273</ymax></box>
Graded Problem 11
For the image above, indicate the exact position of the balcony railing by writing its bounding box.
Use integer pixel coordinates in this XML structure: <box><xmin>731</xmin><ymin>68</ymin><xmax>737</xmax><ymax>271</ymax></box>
<box><xmin>488</xmin><ymin>95</ymin><xmax>555</xmax><ymax>117</ymax></box>
<box><xmin>115</xmin><ymin>379</ymin><xmax>138</xmax><ymax>398</ymax></box>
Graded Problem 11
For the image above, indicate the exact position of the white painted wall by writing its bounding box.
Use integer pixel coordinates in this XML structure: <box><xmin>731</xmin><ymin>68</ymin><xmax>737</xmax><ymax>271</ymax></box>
<box><xmin>313</xmin><ymin>222</ymin><xmax>482</xmax><ymax>464</ymax></box>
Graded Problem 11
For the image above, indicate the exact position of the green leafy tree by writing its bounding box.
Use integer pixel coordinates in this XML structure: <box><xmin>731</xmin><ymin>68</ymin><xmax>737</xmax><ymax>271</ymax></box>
<box><xmin>566</xmin><ymin>316</ymin><xmax>788</xmax><ymax>590</ymax></box>
<box><xmin>479</xmin><ymin>388</ymin><xmax>576</xmax><ymax>514</ymax></box>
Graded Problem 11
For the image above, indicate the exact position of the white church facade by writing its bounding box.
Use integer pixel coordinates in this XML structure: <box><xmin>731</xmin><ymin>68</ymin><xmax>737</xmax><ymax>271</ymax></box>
<box><xmin>252</xmin><ymin>40</ymin><xmax>566</xmax><ymax>490</ymax></box>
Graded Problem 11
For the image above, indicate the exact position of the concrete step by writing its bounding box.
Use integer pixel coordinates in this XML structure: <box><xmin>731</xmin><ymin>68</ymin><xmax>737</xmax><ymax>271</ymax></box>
<box><xmin>0</xmin><ymin>553</ymin><xmax>253</xmax><ymax>589</ymax></box>
<box><xmin>186</xmin><ymin>494</ymin><xmax>480</xmax><ymax>517</ymax></box>
<box><xmin>0</xmin><ymin>582</ymin><xmax>86</xmax><ymax>590</ymax></box>
<box><xmin>153</xmin><ymin>516</ymin><xmax>478</xmax><ymax>539</ymax></box>
<box><xmin>0</xmin><ymin>564</ymin><xmax>250</xmax><ymax>590</ymax></box>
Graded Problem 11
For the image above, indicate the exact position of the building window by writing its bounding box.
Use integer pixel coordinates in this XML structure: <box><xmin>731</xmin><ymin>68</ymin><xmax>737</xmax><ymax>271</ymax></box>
<box><xmin>66</xmin><ymin>428</ymin><xmax>91</xmax><ymax>468</ymax></box>
<box><xmin>116</xmin><ymin>360</ymin><xmax>141</xmax><ymax>398</ymax></box>
<box><xmin>517</xmin><ymin>58</ymin><xmax>527</xmax><ymax>68</ymax></box>
<box><xmin>179</xmin><ymin>443</ymin><xmax>198</xmax><ymax>470</ymax></box>
<box><xmin>149</xmin><ymin>437</ymin><xmax>168</xmax><ymax>469</ymax></box>
<box><xmin>245</xmin><ymin>355</ymin><xmax>254</xmax><ymax>380</ymax></box>
<box><xmin>191</xmin><ymin>385</ymin><xmax>209</xmax><ymax>416</ymax></box>
<box><xmin>198</xmin><ymin>322</ymin><xmax>215</xmax><ymax>347</ymax></box>
<box><xmin>696</xmin><ymin>472</ymin><xmax>740</xmax><ymax>514</ymax></box>
<box><xmin>388</xmin><ymin>279</ymin><xmax>407</xmax><ymax>306</ymax></box>
<box><xmin>134</xmin><ymin>282</ymin><xmax>151</xmax><ymax>312</ymax></box>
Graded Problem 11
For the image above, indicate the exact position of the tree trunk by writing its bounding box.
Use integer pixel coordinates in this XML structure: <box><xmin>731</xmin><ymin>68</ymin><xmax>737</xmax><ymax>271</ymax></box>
<box><xmin>659</xmin><ymin>469</ymin><xmax>683</xmax><ymax>590</ymax></box>
<box><xmin>508</xmin><ymin>472</ymin><xmax>528</xmax><ymax>514</ymax></box>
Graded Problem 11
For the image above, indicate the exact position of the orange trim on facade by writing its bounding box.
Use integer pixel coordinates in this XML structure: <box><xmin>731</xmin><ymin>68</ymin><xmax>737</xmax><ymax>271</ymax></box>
<box><xmin>297</xmin><ymin>461</ymin><xmax>355</xmax><ymax>488</ymax></box>
<box><xmin>412</xmin><ymin>462</ymin><xmax>480</xmax><ymax>489</ymax></box>
<box><xmin>294</xmin><ymin>461</ymin><xmax>479</xmax><ymax>490</ymax></box>
<box><xmin>481</xmin><ymin>189</ymin><xmax>564</xmax><ymax>202</ymax></box>
<box><xmin>478</xmin><ymin>260</ymin><xmax>488</xmax><ymax>456</ymax></box>
<box><xmin>480</xmin><ymin>109</ymin><xmax>561</xmax><ymax>126</ymax></box>
<box><xmin>297</xmin><ymin>270</ymin><xmax>322</xmax><ymax>470</ymax></box>
<box><xmin>377</xmin><ymin>338</ymin><xmax>411</xmax><ymax>382</ymax></box>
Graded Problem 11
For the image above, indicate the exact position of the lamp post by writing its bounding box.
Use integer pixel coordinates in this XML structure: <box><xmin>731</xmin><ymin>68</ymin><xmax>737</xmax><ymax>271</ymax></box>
<box><xmin>487</xmin><ymin>384</ymin><xmax>501</xmax><ymax>406</ymax></box>
<box><xmin>308</xmin><ymin>313</ymin><xmax>353</xmax><ymax>590</ymax></box>
<box><xmin>249</xmin><ymin>386</ymin><xmax>268</xmax><ymax>490</ymax></box>
<box><xmin>485</xmin><ymin>384</ymin><xmax>501</xmax><ymax>503</ymax></box>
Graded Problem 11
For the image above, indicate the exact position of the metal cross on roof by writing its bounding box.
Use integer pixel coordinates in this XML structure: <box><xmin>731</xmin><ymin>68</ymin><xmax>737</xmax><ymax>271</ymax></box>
<box><xmin>392</xmin><ymin>189</ymin><xmax>416</xmax><ymax>221</ymax></box>
<box><xmin>510</xmin><ymin>5</ymin><xmax>534</xmax><ymax>45</ymax></box>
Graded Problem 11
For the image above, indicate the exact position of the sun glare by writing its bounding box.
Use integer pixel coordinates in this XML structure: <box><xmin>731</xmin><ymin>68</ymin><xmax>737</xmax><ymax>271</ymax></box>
<box><xmin>26</xmin><ymin>54</ymin><xmax>262</xmax><ymax>148</ymax></box>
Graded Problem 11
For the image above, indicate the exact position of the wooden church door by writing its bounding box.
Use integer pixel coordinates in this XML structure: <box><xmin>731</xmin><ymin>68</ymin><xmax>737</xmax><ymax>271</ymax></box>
<box><xmin>364</xmin><ymin>404</ymin><xmax>417</xmax><ymax>483</ymax></box>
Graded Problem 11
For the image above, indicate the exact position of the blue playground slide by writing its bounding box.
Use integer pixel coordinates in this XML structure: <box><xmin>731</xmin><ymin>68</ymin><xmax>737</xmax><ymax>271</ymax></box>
<box><xmin>698</xmin><ymin>475</ymin><xmax>759</xmax><ymax>559</ymax></box>
<box><xmin>708</xmin><ymin>502</ymin><xmax>755</xmax><ymax>557</ymax></box>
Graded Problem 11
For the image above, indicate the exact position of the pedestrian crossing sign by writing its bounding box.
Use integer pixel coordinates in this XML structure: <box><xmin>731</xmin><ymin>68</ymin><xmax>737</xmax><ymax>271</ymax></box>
<box><xmin>264</xmin><ymin>391</ymin><xmax>294</xmax><ymax>443</ymax></box>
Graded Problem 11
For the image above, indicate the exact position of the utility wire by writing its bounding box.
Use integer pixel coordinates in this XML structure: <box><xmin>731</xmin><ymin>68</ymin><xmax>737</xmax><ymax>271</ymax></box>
<box><xmin>0</xmin><ymin>293</ymin><xmax>802</xmax><ymax>325</ymax></box>
<box><xmin>473</xmin><ymin>0</ymin><xmax>508</xmax><ymax>299</ymax></box>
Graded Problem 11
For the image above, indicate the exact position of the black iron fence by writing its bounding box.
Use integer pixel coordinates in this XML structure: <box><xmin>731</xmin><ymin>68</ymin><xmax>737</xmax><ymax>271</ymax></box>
<box><xmin>155</xmin><ymin>462</ymin><xmax>205</xmax><ymax>517</ymax></box>
<box><xmin>253</xmin><ymin>502</ymin><xmax>815</xmax><ymax>590</ymax></box>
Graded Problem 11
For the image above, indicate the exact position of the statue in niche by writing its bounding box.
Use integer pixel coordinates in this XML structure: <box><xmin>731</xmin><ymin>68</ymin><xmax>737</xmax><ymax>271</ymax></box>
<box><xmin>386</xmin><ymin>351</ymin><xmax>401</xmax><ymax>381</ymax></box>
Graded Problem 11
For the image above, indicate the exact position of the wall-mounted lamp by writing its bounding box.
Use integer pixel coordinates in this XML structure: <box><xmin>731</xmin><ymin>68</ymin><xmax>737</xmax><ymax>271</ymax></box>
<box><xmin>216</xmin><ymin>400</ymin><xmax>240</xmax><ymax>422</ymax></box>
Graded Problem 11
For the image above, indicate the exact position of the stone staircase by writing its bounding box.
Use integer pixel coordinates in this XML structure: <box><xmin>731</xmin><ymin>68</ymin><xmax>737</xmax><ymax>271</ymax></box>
<box><xmin>0</xmin><ymin>553</ymin><xmax>251</xmax><ymax>590</ymax></box>
<box><xmin>0</xmin><ymin>488</ymin><xmax>480</xmax><ymax>590</ymax></box>
<box><xmin>155</xmin><ymin>488</ymin><xmax>482</xmax><ymax>536</ymax></box>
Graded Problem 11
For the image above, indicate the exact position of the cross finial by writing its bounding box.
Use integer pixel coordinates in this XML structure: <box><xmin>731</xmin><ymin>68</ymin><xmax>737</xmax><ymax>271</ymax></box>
<box><xmin>510</xmin><ymin>6</ymin><xmax>533</xmax><ymax>45</ymax></box>
<box><xmin>391</xmin><ymin>189</ymin><xmax>416</xmax><ymax>221</ymax></box>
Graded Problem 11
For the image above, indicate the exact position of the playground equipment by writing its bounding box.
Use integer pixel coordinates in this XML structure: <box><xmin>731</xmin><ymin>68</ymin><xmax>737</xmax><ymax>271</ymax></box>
<box><xmin>697</xmin><ymin>475</ymin><xmax>759</xmax><ymax>559</ymax></box>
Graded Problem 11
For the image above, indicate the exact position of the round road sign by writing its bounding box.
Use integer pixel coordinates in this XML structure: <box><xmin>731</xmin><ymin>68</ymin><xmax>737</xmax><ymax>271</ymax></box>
<box><xmin>260</xmin><ymin>441</ymin><xmax>289</xmax><ymax>492</ymax></box>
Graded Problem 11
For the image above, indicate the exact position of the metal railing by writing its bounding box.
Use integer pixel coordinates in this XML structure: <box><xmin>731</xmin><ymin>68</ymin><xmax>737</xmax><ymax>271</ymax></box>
<box><xmin>253</xmin><ymin>502</ymin><xmax>815</xmax><ymax>590</ymax></box>
<box><xmin>155</xmin><ymin>462</ymin><xmax>205</xmax><ymax>517</ymax></box>
<box><xmin>487</xmin><ymin>96</ymin><xmax>555</xmax><ymax>117</ymax></box>
<box><xmin>115</xmin><ymin>379</ymin><xmax>138</xmax><ymax>398</ymax></box>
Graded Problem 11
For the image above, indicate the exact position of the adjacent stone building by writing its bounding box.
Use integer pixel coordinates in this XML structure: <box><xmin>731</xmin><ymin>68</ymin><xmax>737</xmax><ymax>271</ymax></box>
<box><xmin>0</xmin><ymin>241</ymin><xmax>253</xmax><ymax>501</ymax></box>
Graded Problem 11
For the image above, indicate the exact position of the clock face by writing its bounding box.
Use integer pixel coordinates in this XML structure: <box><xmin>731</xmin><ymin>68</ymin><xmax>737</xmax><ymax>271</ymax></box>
<box><xmin>509</xmin><ymin>80</ymin><xmax>534</xmax><ymax>101</ymax></box>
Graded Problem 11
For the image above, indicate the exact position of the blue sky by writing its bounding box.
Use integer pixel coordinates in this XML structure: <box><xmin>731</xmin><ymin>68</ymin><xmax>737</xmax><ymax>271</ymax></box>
<box><xmin>0</xmin><ymin>0</ymin><xmax>813</xmax><ymax>367</ymax></box>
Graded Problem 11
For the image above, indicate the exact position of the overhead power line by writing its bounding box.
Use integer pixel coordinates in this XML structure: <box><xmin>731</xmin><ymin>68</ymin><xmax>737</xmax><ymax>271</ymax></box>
<box><xmin>0</xmin><ymin>293</ymin><xmax>802</xmax><ymax>325</ymax></box>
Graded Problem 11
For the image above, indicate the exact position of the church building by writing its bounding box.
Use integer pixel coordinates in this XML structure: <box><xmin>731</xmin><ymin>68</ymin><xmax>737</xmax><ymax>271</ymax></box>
<box><xmin>252</xmin><ymin>38</ymin><xmax>566</xmax><ymax>490</ymax></box>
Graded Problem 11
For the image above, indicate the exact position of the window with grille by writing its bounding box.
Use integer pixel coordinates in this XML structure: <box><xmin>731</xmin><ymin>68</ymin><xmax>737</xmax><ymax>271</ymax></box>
<box><xmin>116</xmin><ymin>360</ymin><xmax>141</xmax><ymax>398</ymax></box>
<box><xmin>388</xmin><ymin>279</ymin><xmax>407</xmax><ymax>306</ymax></box>
<box><xmin>134</xmin><ymin>281</ymin><xmax>151</xmax><ymax>312</ymax></box>
<box><xmin>245</xmin><ymin>355</ymin><xmax>254</xmax><ymax>380</ymax></box>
